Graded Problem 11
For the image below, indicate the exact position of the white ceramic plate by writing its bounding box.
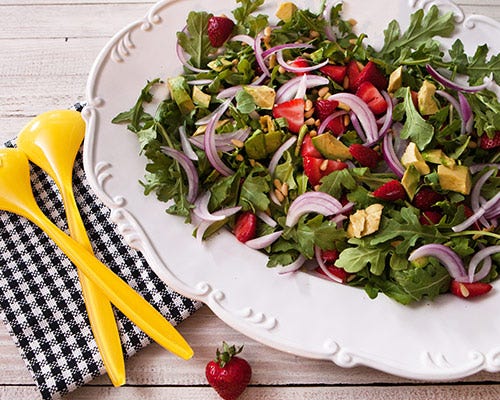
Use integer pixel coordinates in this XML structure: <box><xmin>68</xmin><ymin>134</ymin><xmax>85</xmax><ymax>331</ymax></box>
<box><xmin>83</xmin><ymin>0</ymin><xmax>500</xmax><ymax>380</ymax></box>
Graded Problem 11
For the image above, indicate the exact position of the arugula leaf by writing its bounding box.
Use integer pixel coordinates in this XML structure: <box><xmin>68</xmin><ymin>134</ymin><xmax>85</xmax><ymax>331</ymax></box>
<box><xmin>176</xmin><ymin>11</ymin><xmax>213</xmax><ymax>68</ymax></box>
<box><xmin>336</xmin><ymin>238</ymin><xmax>391</xmax><ymax>276</ymax></box>
<box><xmin>232</xmin><ymin>0</ymin><xmax>265</xmax><ymax>25</ymax></box>
<box><xmin>370</xmin><ymin>207</ymin><xmax>445</xmax><ymax>255</ymax></box>
<box><xmin>378</xmin><ymin>6</ymin><xmax>455</xmax><ymax>57</ymax></box>
<box><xmin>319</xmin><ymin>169</ymin><xmax>356</xmax><ymax>199</ymax></box>
<box><xmin>238</xmin><ymin>165</ymin><xmax>271</xmax><ymax>212</ymax></box>
<box><xmin>399</xmin><ymin>87</ymin><xmax>434</xmax><ymax>150</ymax></box>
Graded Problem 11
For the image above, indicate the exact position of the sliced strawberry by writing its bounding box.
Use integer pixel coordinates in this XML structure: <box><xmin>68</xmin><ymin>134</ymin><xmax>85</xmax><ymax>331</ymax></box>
<box><xmin>233</xmin><ymin>212</ymin><xmax>257</xmax><ymax>243</ymax></box>
<box><xmin>351</xmin><ymin>60</ymin><xmax>388</xmax><ymax>91</ymax></box>
<box><xmin>300</xmin><ymin>134</ymin><xmax>322</xmax><ymax>158</ymax></box>
<box><xmin>355</xmin><ymin>81</ymin><xmax>388</xmax><ymax>115</ymax></box>
<box><xmin>348</xmin><ymin>143</ymin><xmax>380</xmax><ymax>169</ymax></box>
<box><xmin>479</xmin><ymin>131</ymin><xmax>500</xmax><ymax>149</ymax></box>
<box><xmin>419</xmin><ymin>210</ymin><xmax>442</xmax><ymax>225</ymax></box>
<box><xmin>412</xmin><ymin>187</ymin><xmax>444</xmax><ymax>211</ymax></box>
<box><xmin>303</xmin><ymin>156</ymin><xmax>348</xmax><ymax>186</ymax></box>
<box><xmin>207</xmin><ymin>16</ymin><xmax>235</xmax><ymax>47</ymax></box>
<box><xmin>315</xmin><ymin>249</ymin><xmax>351</xmax><ymax>283</ymax></box>
<box><xmin>411</xmin><ymin>90</ymin><xmax>419</xmax><ymax>108</ymax></box>
<box><xmin>450</xmin><ymin>280</ymin><xmax>492</xmax><ymax>299</ymax></box>
<box><xmin>346</xmin><ymin>60</ymin><xmax>361</xmax><ymax>90</ymax></box>
<box><xmin>314</xmin><ymin>99</ymin><xmax>345</xmax><ymax>136</ymax></box>
<box><xmin>273</xmin><ymin>98</ymin><xmax>305</xmax><ymax>134</ymax></box>
<box><xmin>373</xmin><ymin>180</ymin><xmax>406</xmax><ymax>201</ymax></box>
<box><xmin>319</xmin><ymin>64</ymin><xmax>347</xmax><ymax>84</ymax></box>
<box><xmin>289</xmin><ymin>57</ymin><xmax>310</xmax><ymax>75</ymax></box>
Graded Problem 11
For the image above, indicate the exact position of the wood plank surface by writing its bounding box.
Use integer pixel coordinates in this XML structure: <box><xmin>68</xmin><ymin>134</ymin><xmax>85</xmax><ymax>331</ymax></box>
<box><xmin>0</xmin><ymin>0</ymin><xmax>499</xmax><ymax>399</ymax></box>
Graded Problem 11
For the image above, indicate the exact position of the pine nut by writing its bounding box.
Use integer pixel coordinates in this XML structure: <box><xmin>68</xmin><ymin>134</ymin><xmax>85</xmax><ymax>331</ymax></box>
<box><xmin>305</xmin><ymin>117</ymin><xmax>316</xmax><ymax>125</ymax></box>
<box><xmin>318</xmin><ymin>86</ymin><xmax>329</xmax><ymax>98</ymax></box>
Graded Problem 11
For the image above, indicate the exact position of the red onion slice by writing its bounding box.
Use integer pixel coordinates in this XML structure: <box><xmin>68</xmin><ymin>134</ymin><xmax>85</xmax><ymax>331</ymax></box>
<box><xmin>323</xmin><ymin>1</ymin><xmax>341</xmax><ymax>41</ymax></box>
<box><xmin>467</xmin><ymin>245</ymin><xmax>500</xmax><ymax>283</ymax></box>
<box><xmin>256</xmin><ymin>211</ymin><xmax>278</xmax><ymax>227</ymax></box>
<box><xmin>409</xmin><ymin>244</ymin><xmax>467</xmax><ymax>280</ymax></box>
<box><xmin>458</xmin><ymin>92</ymin><xmax>474</xmax><ymax>134</ymax></box>
<box><xmin>203</xmin><ymin>99</ymin><xmax>235</xmax><ymax>176</ymax></box>
<box><xmin>192</xmin><ymin>191</ymin><xmax>226</xmax><ymax>221</ymax></box>
<box><xmin>189</xmin><ymin>128</ymin><xmax>251</xmax><ymax>152</ymax></box>
<box><xmin>366</xmin><ymin>91</ymin><xmax>393</xmax><ymax>146</ymax></box>
<box><xmin>160</xmin><ymin>146</ymin><xmax>199</xmax><ymax>203</ymax></box>
<box><xmin>314</xmin><ymin>246</ymin><xmax>343</xmax><ymax>283</ymax></box>
<box><xmin>277</xmin><ymin>254</ymin><xmax>307</xmax><ymax>274</ymax></box>
<box><xmin>195</xmin><ymin>207</ymin><xmax>242</xmax><ymax>242</ymax></box>
<box><xmin>426</xmin><ymin>64</ymin><xmax>493</xmax><ymax>93</ymax></box>
<box><xmin>268</xmin><ymin>136</ymin><xmax>297</xmax><ymax>176</ymax></box>
<box><xmin>254</xmin><ymin>29</ymin><xmax>270</xmax><ymax>77</ymax></box>
<box><xmin>286</xmin><ymin>192</ymin><xmax>344</xmax><ymax>227</ymax></box>
<box><xmin>276</xmin><ymin>51</ymin><xmax>329</xmax><ymax>73</ymax></box>
<box><xmin>317</xmin><ymin>110</ymin><xmax>348</xmax><ymax>135</ymax></box>
<box><xmin>230</xmin><ymin>34</ymin><xmax>255</xmax><ymax>46</ymax></box>
<box><xmin>276</xmin><ymin>75</ymin><xmax>329</xmax><ymax>104</ymax></box>
<box><xmin>187</xmin><ymin>79</ymin><xmax>214</xmax><ymax>86</ymax></box>
<box><xmin>196</xmin><ymin>99</ymin><xmax>234</xmax><ymax>125</ymax></box>
<box><xmin>262</xmin><ymin>43</ymin><xmax>315</xmax><ymax>59</ymax></box>
<box><xmin>453</xmin><ymin>191</ymin><xmax>500</xmax><ymax>232</ymax></box>
<box><xmin>328</xmin><ymin>93</ymin><xmax>378</xmax><ymax>143</ymax></box>
<box><xmin>381</xmin><ymin>131</ymin><xmax>405</xmax><ymax>178</ymax></box>
<box><xmin>179</xmin><ymin>125</ymin><xmax>198</xmax><ymax>161</ymax></box>
<box><xmin>245</xmin><ymin>230</ymin><xmax>283</xmax><ymax>249</ymax></box>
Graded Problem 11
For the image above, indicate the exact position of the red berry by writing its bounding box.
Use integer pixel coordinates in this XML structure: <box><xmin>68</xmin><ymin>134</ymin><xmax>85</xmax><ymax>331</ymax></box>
<box><xmin>355</xmin><ymin>81</ymin><xmax>388</xmax><ymax>115</ymax></box>
<box><xmin>479</xmin><ymin>131</ymin><xmax>500</xmax><ymax>149</ymax></box>
<box><xmin>351</xmin><ymin>60</ymin><xmax>388</xmax><ymax>91</ymax></box>
<box><xmin>272</xmin><ymin>98</ymin><xmax>305</xmax><ymax>134</ymax></box>
<box><xmin>234</xmin><ymin>212</ymin><xmax>257</xmax><ymax>243</ymax></box>
<box><xmin>373</xmin><ymin>180</ymin><xmax>406</xmax><ymax>201</ymax></box>
<box><xmin>319</xmin><ymin>64</ymin><xmax>347</xmax><ymax>84</ymax></box>
<box><xmin>207</xmin><ymin>16</ymin><xmax>235</xmax><ymax>47</ymax></box>
<box><xmin>348</xmin><ymin>143</ymin><xmax>380</xmax><ymax>169</ymax></box>
<box><xmin>300</xmin><ymin>134</ymin><xmax>322</xmax><ymax>158</ymax></box>
<box><xmin>419</xmin><ymin>210</ymin><xmax>442</xmax><ymax>225</ymax></box>
<box><xmin>303</xmin><ymin>156</ymin><xmax>348</xmax><ymax>187</ymax></box>
<box><xmin>289</xmin><ymin>57</ymin><xmax>310</xmax><ymax>75</ymax></box>
<box><xmin>346</xmin><ymin>60</ymin><xmax>361</xmax><ymax>91</ymax></box>
<box><xmin>450</xmin><ymin>280</ymin><xmax>492</xmax><ymax>299</ymax></box>
<box><xmin>206</xmin><ymin>342</ymin><xmax>252</xmax><ymax>400</ymax></box>
<box><xmin>412</xmin><ymin>187</ymin><xmax>444</xmax><ymax>211</ymax></box>
<box><xmin>314</xmin><ymin>99</ymin><xmax>345</xmax><ymax>135</ymax></box>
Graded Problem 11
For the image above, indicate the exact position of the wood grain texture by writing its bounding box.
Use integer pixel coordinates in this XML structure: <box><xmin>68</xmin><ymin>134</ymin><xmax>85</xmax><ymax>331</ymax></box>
<box><xmin>0</xmin><ymin>1</ymin><xmax>499</xmax><ymax>399</ymax></box>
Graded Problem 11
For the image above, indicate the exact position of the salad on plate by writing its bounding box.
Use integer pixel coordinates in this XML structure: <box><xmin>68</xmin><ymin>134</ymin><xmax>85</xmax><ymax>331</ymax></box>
<box><xmin>113</xmin><ymin>0</ymin><xmax>500</xmax><ymax>305</ymax></box>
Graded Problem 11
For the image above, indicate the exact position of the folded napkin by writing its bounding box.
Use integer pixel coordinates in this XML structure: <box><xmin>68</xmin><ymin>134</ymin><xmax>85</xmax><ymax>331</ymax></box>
<box><xmin>0</xmin><ymin>104</ymin><xmax>202</xmax><ymax>400</ymax></box>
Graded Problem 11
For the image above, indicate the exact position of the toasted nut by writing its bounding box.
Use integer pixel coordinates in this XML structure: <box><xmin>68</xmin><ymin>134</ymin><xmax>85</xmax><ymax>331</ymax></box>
<box><xmin>304</xmin><ymin>108</ymin><xmax>315</xmax><ymax>119</ymax></box>
<box><xmin>310</xmin><ymin>30</ymin><xmax>320</xmax><ymax>38</ymax></box>
<box><xmin>319</xmin><ymin>159</ymin><xmax>329</xmax><ymax>171</ymax></box>
<box><xmin>337</xmin><ymin>102</ymin><xmax>351</xmax><ymax>112</ymax></box>
<box><xmin>344</xmin><ymin>114</ymin><xmax>350</xmax><ymax>126</ymax></box>
<box><xmin>314</xmin><ymin>119</ymin><xmax>321</xmax><ymax>127</ymax></box>
<box><xmin>281</xmin><ymin>182</ymin><xmax>289</xmax><ymax>197</ymax></box>
<box><xmin>264</xmin><ymin>26</ymin><xmax>273</xmax><ymax>37</ymax></box>
<box><xmin>278</xmin><ymin>66</ymin><xmax>286</xmax><ymax>74</ymax></box>
<box><xmin>274</xmin><ymin>188</ymin><xmax>285</xmax><ymax>203</ymax></box>
<box><xmin>348</xmin><ymin>18</ymin><xmax>358</xmax><ymax>26</ymax></box>
<box><xmin>459</xmin><ymin>283</ymin><xmax>470</xmax><ymax>298</ymax></box>
<box><xmin>305</xmin><ymin>99</ymin><xmax>313</xmax><ymax>111</ymax></box>
<box><xmin>468</xmin><ymin>141</ymin><xmax>478</xmax><ymax>149</ymax></box>
<box><xmin>273</xmin><ymin>178</ymin><xmax>282</xmax><ymax>190</ymax></box>
<box><xmin>231</xmin><ymin>139</ymin><xmax>245</xmax><ymax>148</ymax></box>
<box><xmin>235</xmin><ymin>154</ymin><xmax>244</xmax><ymax>162</ymax></box>
<box><xmin>309</xmin><ymin>129</ymin><xmax>317</xmax><ymax>137</ymax></box>
<box><xmin>305</xmin><ymin>117</ymin><xmax>316</xmax><ymax>125</ymax></box>
<box><xmin>318</xmin><ymin>86</ymin><xmax>329</xmax><ymax>98</ymax></box>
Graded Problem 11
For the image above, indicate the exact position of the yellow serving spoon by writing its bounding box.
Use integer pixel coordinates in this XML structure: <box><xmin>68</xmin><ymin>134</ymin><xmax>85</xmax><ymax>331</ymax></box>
<box><xmin>17</xmin><ymin>110</ymin><xmax>125</xmax><ymax>386</ymax></box>
<box><xmin>0</xmin><ymin>148</ymin><xmax>193</xmax><ymax>361</ymax></box>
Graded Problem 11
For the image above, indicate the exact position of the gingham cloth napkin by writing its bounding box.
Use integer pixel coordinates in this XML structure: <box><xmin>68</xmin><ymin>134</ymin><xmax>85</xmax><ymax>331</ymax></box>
<box><xmin>0</xmin><ymin>105</ymin><xmax>202</xmax><ymax>400</ymax></box>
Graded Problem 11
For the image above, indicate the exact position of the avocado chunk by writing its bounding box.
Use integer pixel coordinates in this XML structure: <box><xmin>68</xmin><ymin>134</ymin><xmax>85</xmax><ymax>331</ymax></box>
<box><xmin>438</xmin><ymin>164</ymin><xmax>471</xmax><ymax>195</ymax></box>
<box><xmin>388</xmin><ymin>66</ymin><xmax>403</xmax><ymax>93</ymax></box>
<box><xmin>422</xmin><ymin>149</ymin><xmax>456</xmax><ymax>168</ymax></box>
<box><xmin>401</xmin><ymin>164</ymin><xmax>420</xmax><ymax>200</ymax></box>
<box><xmin>418</xmin><ymin>80</ymin><xmax>439</xmax><ymax>116</ymax></box>
<box><xmin>276</xmin><ymin>2</ymin><xmax>298</xmax><ymax>22</ymax></box>
<box><xmin>244</xmin><ymin>86</ymin><xmax>276</xmax><ymax>110</ymax></box>
<box><xmin>192</xmin><ymin>86</ymin><xmax>211</xmax><ymax>108</ymax></box>
<box><xmin>245</xmin><ymin>130</ymin><xmax>283</xmax><ymax>160</ymax></box>
<box><xmin>401</xmin><ymin>142</ymin><xmax>430</xmax><ymax>175</ymax></box>
<box><xmin>312</xmin><ymin>133</ymin><xmax>352</xmax><ymax>161</ymax></box>
<box><xmin>167</xmin><ymin>76</ymin><xmax>195</xmax><ymax>115</ymax></box>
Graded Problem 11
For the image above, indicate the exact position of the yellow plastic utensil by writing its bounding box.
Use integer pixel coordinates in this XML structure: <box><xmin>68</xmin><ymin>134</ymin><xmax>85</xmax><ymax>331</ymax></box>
<box><xmin>17</xmin><ymin>110</ymin><xmax>125</xmax><ymax>386</ymax></box>
<box><xmin>0</xmin><ymin>148</ymin><xmax>193</xmax><ymax>361</ymax></box>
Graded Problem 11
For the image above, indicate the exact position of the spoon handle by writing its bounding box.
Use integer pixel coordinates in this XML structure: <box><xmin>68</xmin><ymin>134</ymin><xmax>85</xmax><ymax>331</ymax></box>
<box><xmin>60</xmin><ymin>183</ymin><xmax>126</xmax><ymax>386</ymax></box>
<box><xmin>27</xmin><ymin>208</ymin><xmax>193</xmax><ymax>360</ymax></box>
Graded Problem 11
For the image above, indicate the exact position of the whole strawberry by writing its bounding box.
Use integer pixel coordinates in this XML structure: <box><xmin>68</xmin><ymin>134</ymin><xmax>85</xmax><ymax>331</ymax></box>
<box><xmin>207</xmin><ymin>16</ymin><xmax>235</xmax><ymax>47</ymax></box>
<box><xmin>206</xmin><ymin>342</ymin><xmax>252</xmax><ymax>400</ymax></box>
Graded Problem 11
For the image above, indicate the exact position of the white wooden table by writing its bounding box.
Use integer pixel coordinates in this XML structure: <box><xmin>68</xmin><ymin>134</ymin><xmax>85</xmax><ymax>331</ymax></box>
<box><xmin>1</xmin><ymin>1</ymin><xmax>499</xmax><ymax>399</ymax></box>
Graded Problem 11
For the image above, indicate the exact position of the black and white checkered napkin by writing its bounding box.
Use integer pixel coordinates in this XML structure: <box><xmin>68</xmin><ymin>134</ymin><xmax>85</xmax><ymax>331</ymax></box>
<box><xmin>0</xmin><ymin>107</ymin><xmax>202</xmax><ymax>400</ymax></box>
